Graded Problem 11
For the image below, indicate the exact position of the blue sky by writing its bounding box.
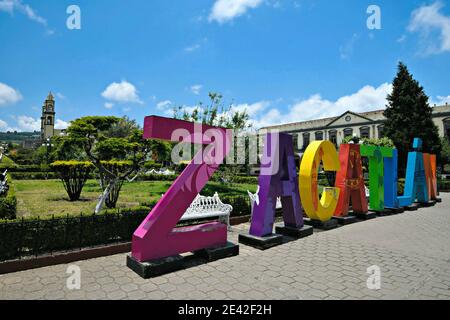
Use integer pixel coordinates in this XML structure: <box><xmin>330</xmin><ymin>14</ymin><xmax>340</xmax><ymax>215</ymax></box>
<box><xmin>0</xmin><ymin>0</ymin><xmax>449</xmax><ymax>132</ymax></box>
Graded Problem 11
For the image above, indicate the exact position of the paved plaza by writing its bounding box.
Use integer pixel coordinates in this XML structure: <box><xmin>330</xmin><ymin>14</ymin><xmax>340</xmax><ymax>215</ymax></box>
<box><xmin>1</xmin><ymin>193</ymin><xmax>450</xmax><ymax>300</ymax></box>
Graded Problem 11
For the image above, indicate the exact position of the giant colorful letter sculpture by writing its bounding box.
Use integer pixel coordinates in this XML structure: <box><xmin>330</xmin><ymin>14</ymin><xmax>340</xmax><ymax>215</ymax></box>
<box><xmin>299</xmin><ymin>141</ymin><xmax>340</xmax><ymax>222</ymax></box>
<box><xmin>384</xmin><ymin>148</ymin><xmax>399</xmax><ymax>209</ymax></box>
<box><xmin>131</xmin><ymin>116</ymin><xmax>232</xmax><ymax>262</ymax></box>
<box><xmin>360</xmin><ymin>145</ymin><xmax>393</xmax><ymax>211</ymax></box>
<box><xmin>398</xmin><ymin>138</ymin><xmax>428</xmax><ymax>206</ymax></box>
<box><xmin>423</xmin><ymin>153</ymin><xmax>438</xmax><ymax>201</ymax></box>
<box><xmin>334</xmin><ymin>144</ymin><xmax>368</xmax><ymax>216</ymax></box>
<box><xmin>249</xmin><ymin>133</ymin><xmax>305</xmax><ymax>237</ymax></box>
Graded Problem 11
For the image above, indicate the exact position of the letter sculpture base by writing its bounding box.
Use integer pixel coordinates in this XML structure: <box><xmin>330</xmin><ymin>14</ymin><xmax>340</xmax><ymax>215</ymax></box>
<box><xmin>404</xmin><ymin>203</ymin><xmax>420</xmax><ymax>211</ymax></box>
<box><xmin>127</xmin><ymin>254</ymin><xmax>185</xmax><ymax>279</ymax></box>
<box><xmin>239</xmin><ymin>233</ymin><xmax>284</xmax><ymax>250</ymax></box>
<box><xmin>385</xmin><ymin>207</ymin><xmax>405</xmax><ymax>214</ymax></box>
<box><xmin>370</xmin><ymin>209</ymin><xmax>392</xmax><ymax>217</ymax></box>
<box><xmin>127</xmin><ymin>242</ymin><xmax>239</xmax><ymax>279</ymax></box>
<box><xmin>193</xmin><ymin>242</ymin><xmax>239</xmax><ymax>262</ymax></box>
<box><xmin>275</xmin><ymin>225</ymin><xmax>314</xmax><ymax>239</ymax></box>
<box><xmin>304</xmin><ymin>218</ymin><xmax>339</xmax><ymax>230</ymax></box>
<box><xmin>418</xmin><ymin>201</ymin><xmax>436</xmax><ymax>208</ymax></box>
<box><xmin>350</xmin><ymin>211</ymin><xmax>377</xmax><ymax>220</ymax></box>
<box><xmin>332</xmin><ymin>215</ymin><xmax>358</xmax><ymax>225</ymax></box>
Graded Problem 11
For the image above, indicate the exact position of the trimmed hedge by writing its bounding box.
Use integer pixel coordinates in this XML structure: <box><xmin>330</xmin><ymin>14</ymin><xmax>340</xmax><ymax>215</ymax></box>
<box><xmin>10</xmin><ymin>172</ymin><xmax>59</xmax><ymax>180</ymax></box>
<box><xmin>0</xmin><ymin>207</ymin><xmax>150</xmax><ymax>262</ymax></box>
<box><xmin>0</xmin><ymin>194</ymin><xmax>251</xmax><ymax>262</ymax></box>
<box><xmin>0</xmin><ymin>175</ymin><xmax>17</xmax><ymax>220</ymax></box>
<box><xmin>221</xmin><ymin>195</ymin><xmax>252</xmax><ymax>217</ymax></box>
<box><xmin>0</xmin><ymin>164</ymin><xmax>49</xmax><ymax>173</ymax></box>
<box><xmin>438</xmin><ymin>179</ymin><xmax>450</xmax><ymax>191</ymax></box>
<box><xmin>137</xmin><ymin>173</ymin><xmax>178</xmax><ymax>181</ymax></box>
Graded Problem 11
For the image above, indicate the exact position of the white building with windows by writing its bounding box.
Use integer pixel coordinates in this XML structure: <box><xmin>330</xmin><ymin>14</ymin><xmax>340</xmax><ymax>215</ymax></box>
<box><xmin>258</xmin><ymin>104</ymin><xmax>450</xmax><ymax>153</ymax></box>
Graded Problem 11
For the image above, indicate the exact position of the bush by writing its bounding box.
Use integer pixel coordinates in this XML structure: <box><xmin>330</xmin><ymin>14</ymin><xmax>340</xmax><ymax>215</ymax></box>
<box><xmin>137</xmin><ymin>173</ymin><xmax>178</xmax><ymax>182</ymax></box>
<box><xmin>438</xmin><ymin>180</ymin><xmax>450</xmax><ymax>191</ymax></box>
<box><xmin>9</xmin><ymin>172</ymin><xmax>59</xmax><ymax>180</ymax></box>
<box><xmin>143</xmin><ymin>161</ymin><xmax>163</xmax><ymax>170</ymax></box>
<box><xmin>51</xmin><ymin>161</ymin><xmax>95</xmax><ymax>201</ymax></box>
<box><xmin>230</xmin><ymin>176</ymin><xmax>258</xmax><ymax>185</ymax></box>
<box><xmin>398</xmin><ymin>179</ymin><xmax>405</xmax><ymax>196</ymax></box>
<box><xmin>0</xmin><ymin>175</ymin><xmax>17</xmax><ymax>220</ymax></box>
<box><xmin>222</xmin><ymin>195</ymin><xmax>252</xmax><ymax>217</ymax></box>
<box><xmin>0</xmin><ymin>164</ymin><xmax>50</xmax><ymax>173</ymax></box>
<box><xmin>0</xmin><ymin>206</ymin><xmax>151</xmax><ymax>262</ymax></box>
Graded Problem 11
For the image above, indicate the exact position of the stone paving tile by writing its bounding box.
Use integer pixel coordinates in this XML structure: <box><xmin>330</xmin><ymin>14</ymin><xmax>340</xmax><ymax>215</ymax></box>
<box><xmin>1</xmin><ymin>194</ymin><xmax>450</xmax><ymax>300</ymax></box>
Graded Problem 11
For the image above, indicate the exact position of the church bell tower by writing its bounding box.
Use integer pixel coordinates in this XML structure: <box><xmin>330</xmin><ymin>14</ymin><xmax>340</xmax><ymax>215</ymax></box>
<box><xmin>41</xmin><ymin>92</ymin><xmax>55</xmax><ymax>140</ymax></box>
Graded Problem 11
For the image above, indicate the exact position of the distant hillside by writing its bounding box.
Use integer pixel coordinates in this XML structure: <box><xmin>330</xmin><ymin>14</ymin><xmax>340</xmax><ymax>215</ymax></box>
<box><xmin>0</xmin><ymin>132</ymin><xmax>40</xmax><ymax>143</ymax></box>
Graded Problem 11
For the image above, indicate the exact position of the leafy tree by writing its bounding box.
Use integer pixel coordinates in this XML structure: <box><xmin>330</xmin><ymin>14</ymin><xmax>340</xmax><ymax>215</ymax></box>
<box><xmin>383</xmin><ymin>62</ymin><xmax>441</xmax><ymax>175</ymax></box>
<box><xmin>97</xmin><ymin>161</ymin><xmax>132</xmax><ymax>208</ymax></box>
<box><xmin>66</xmin><ymin>116</ymin><xmax>151</xmax><ymax>211</ymax></box>
<box><xmin>439</xmin><ymin>137</ymin><xmax>450</xmax><ymax>173</ymax></box>
<box><xmin>51</xmin><ymin>135</ymin><xmax>86</xmax><ymax>161</ymax></box>
<box><xmin>173</xmin><ymin>92</ymin><xmax>254</xmax><ymax>180</ymax></box>
<box><xmin>51</xmin><ymin>161</ymin><xmax>94</xmax><ymax>201</ymax></box>
<box><xmin>342</xmin><ymin>136</ymin><xmax>396</xmax><ymax>148</ymax></box>
<box><xmin>149</xmin><ymin>140</ymin><xmax>172</xmax><ymax>166</ymax></box>
<box><xmin>173</xmin><ymin>92</ymin><xmax>252</xmax><ymax>130</ymax></box>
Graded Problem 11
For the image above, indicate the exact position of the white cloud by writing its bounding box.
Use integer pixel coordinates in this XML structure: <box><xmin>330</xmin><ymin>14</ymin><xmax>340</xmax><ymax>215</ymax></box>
<box><xmin>0</xmin><ymin>82</ymin><xmax>22</xmax><ymax>106</ymax></box>
<box><xmin>339</xmin><ymin>33</ymin><xmax>359</xmax><ymax>60</ymax></box>
<box><xmin>0</xmin><ymin>116</ymin><xmax>70</xmax><ymax>132</ymax></box>
<box><xmin>16</xmin><ymin>115</ymin><xmax>40</xmax><ymax>131</ymax></box>
<box><xmin>56</xmin><ymin>92</ymin><xmax>66</xmax><ymax>100</ymax></box>
<box><xmin>184</xmin><ymin>44</ymin><xmax>201</xmax><ymax>52</ymax></box>
<box><xmin>0</xmin><ymin>119</ymin><xmax>9</xmax><ymax>131</ymax></box>
<box><xmin>408</xmin><ymin>1</ymin><xmax>450</xmax><ymax>55</ymax></box>
<box><xmin>230</xmin><ymin>101</ymin><xmax>270</xmax><ymax>117</ymax></box>
<box><xmin>0</xmin><ymin>0</ymin><xmax>48</xmax><ymax>26</ymax></box>
<box><xmin>397</xmin><ymin>34</ymin><xmax>407</xmax><ymax>43</ymax></box>
<box><xmin>0</xmin><ymin>0</ymin><xmax>13</xmax><ymax>12</ymax></box>
<box><xmin>104</xmin><ymin>102</ymin><xmax>114</xmax><ymax>109</ymax></box>
<box><xmin>250</xmin><ymin>83</ymin><xmax>393</xmax><ymax>129</ymax></box>
<box><xmin>156</xmin><ymin>100</ymin><xmax>172</xmax><ymax>110</ymax></box>
<box><xmin>101</xmin><ymin>80</ymin><xmax>143</xmax><ymax>104</ymax></box>
<box><xmin>190</xmin><ymin>85</ymin><xmax>203</xmax><ymax>95</ymax></box>
<box><xmin>431</xmin><ymin>95</ymin><xmax>450</xmax><ymax>106</ymax></box>
<box><xmin>55</xmin><ymin>119</ymin><xmax>69</xmax><ymax>130</ymax></box>
<box><xmin>209</xmin><ymin>0</ymin><xmax>263</xmax><ymax>24</ymax></box>
<box><xmin>184</xmin><ymin>38</ymin><xmax>207</xmax><ymax>53</ymax></box>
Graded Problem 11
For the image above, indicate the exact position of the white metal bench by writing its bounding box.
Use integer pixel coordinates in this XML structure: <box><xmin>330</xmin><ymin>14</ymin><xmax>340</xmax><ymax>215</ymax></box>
<box><xmin>179</xmin><ymin>192</ymin><xmax>233</xmax><ymax>229</ymax></box>
<box><xmin>247</xmin><ymin>186</ymin><xmax>282</xmax><ymax>217</ymax></box>
<box><xmin>0</xmin><ymin>169</ymin><xmax>8</xmax><ymax>195</ymax></box>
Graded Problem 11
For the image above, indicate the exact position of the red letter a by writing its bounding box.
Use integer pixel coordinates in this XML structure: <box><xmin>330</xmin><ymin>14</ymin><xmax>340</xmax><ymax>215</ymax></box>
<box><xmin>334</xmin><ymin>144</ymin><xmax>368</xmax><ymax>216</ymax></box>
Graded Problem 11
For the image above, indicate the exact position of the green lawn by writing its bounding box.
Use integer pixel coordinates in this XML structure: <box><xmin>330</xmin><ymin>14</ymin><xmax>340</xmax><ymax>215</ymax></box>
<box><xmin>14</xmin><ymin>179</ymin><xmax>258</xmax><ymax>218</ymax></box>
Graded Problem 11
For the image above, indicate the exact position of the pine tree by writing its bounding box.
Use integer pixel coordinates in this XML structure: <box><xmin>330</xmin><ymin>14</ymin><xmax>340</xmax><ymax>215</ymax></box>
<box><xmin>383</xmin><ymin>62</ymin><xmax>441</xmax><ymax>175</ymax></box>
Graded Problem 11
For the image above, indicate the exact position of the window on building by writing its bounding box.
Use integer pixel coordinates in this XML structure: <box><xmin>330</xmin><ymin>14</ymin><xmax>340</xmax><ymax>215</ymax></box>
<box><xmin>302</xmin><ymin>133</ymin><xmax>310</xmax><ymax>150</ymax></box>
<box><xmin>444</xmin><ymin>118</ymin><xmax>450</xmax><ymax>142</ymax></box>
<box><xmin>292</xmin><ymin>133</ymin><xmax>299</xmax><ymax>151</ymax></box>
<box><xmin>315</xmin><ymin>131</ymin><xmax>324</xmax><ymax>140</ymax></box>
<box><xmin>328</xmin><ymin>130</ymin><xmax>337</xmax><ymax>147</ymax></box>
<box><xmin>343</xmin><ymin>128</ymin><xmax>353</xmax><ymax>138</ymax></box>
<box><xmin>378</xmin><ymin>125</ymin><xmax>385</xmax><ymax>138</ymax></box>
<box><xmin>46</xmin><ymin>116</ymin><xmax>52</xmax><ymax>125</ymax></box>
<box><xmin>360</xmin><ymin>126</ymin><xmax>370</xmax><ymax>139</ymax></box>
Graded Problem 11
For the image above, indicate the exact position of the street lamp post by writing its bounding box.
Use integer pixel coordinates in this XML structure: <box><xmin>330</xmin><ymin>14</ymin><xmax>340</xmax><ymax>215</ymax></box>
<box><xmin>42</xmin><ymin>138</ymin><xmax>54</xmax><ymax>180</ymax></box>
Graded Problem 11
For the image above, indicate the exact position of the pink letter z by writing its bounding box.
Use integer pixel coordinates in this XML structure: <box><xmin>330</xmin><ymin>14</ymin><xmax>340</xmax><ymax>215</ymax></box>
<box><xmin>132</xmin><ymin>116</ymin><xmax>232</xmax><ymax>262</ymax></box>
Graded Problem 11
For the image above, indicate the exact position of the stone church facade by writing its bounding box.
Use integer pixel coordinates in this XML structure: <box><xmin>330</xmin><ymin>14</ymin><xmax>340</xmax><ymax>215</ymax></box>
<box><xmin>258</xmin><ymin>104</ymin><xmax>450</xmax><ymax>153</ymax></box>
<box><xmin>40</xmin><ymin>92</ymin><xmax>65</xmax><ymax>140</ymax></box>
